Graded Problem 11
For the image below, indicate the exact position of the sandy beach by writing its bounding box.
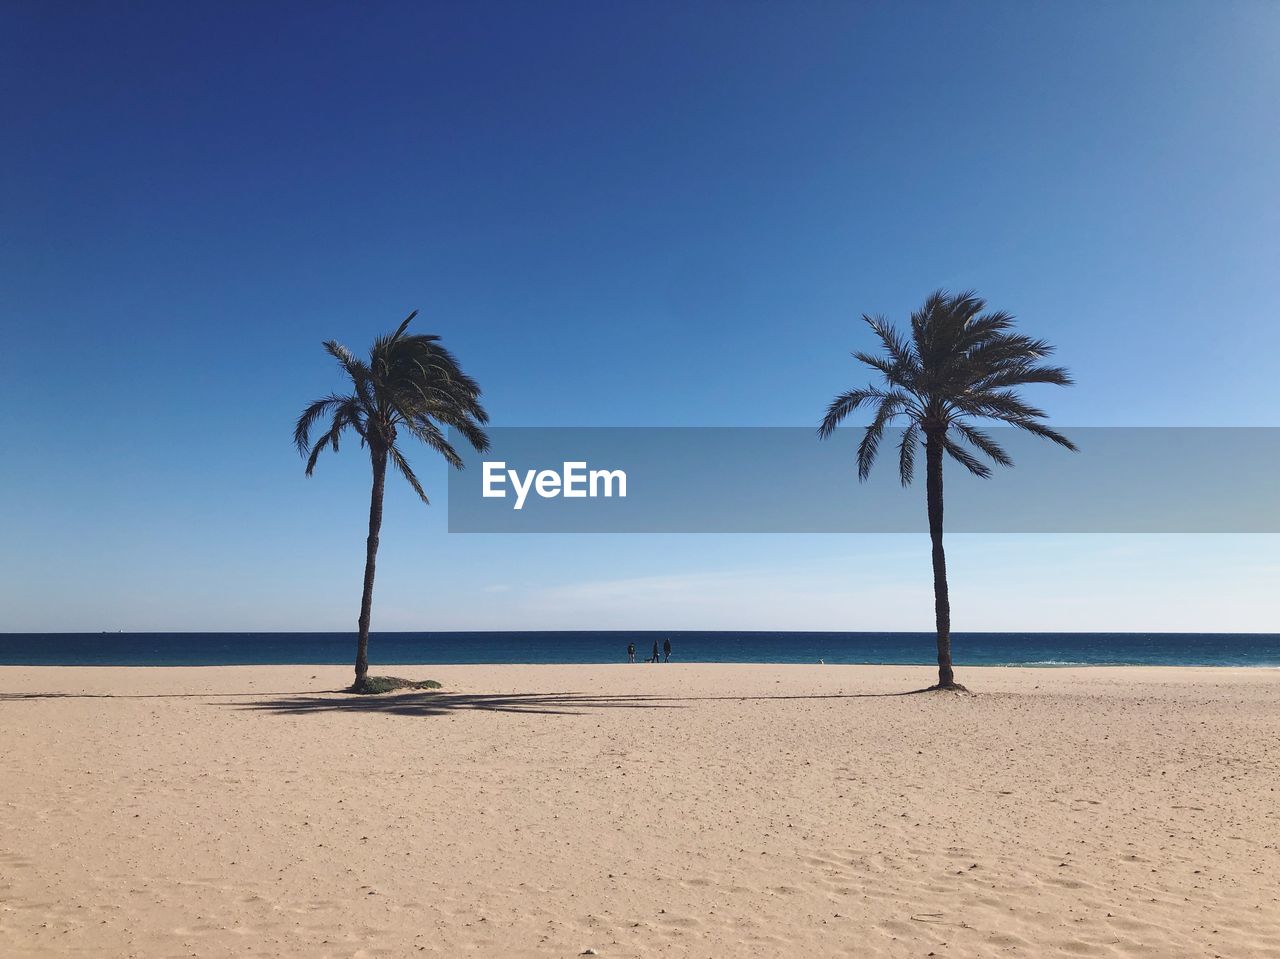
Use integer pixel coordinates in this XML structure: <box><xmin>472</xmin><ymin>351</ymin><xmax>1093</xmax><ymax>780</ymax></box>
<box><xmin>2</xmin><ymin>664</ymin><xmax>1278</xmax><ymax>958</ymax></box>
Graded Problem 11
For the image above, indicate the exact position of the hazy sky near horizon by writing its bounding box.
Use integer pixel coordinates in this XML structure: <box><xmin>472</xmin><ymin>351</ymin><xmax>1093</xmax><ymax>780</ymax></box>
<box><xmin>2</xmin><ymin>2</ymin><xmax>1278</xmax><ymax>632</ymax></box>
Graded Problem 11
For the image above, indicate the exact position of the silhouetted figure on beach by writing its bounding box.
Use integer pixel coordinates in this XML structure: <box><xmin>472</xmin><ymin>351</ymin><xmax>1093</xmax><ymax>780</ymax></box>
<box><xmin>663</xmin><ymin>638</ymin><xmax>672</xmax><ymax>662</ymax></box>
<box><xmin>651</xmin><ymin>640</ymin><xmax>661</xmax><ymax>663</ymax></box>
<box><xmin>627</xmin><ymin>642</ymin><xmax>636</xmax><ymax>663</ymax></box>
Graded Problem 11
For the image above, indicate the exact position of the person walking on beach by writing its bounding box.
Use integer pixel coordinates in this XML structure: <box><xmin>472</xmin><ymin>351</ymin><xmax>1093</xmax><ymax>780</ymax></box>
<box><xmin>627</xmin><ymin>642</ymin><xmax>636</xmax><ymax>663</ymax></box>
<box><xmin>663</xmin><ymin>638</ymin><xmax>672</xmax><ymax>662</ymax></box>
<box><xmin>651</xmin><ymin>640</ymin><xmax>661</xmax><ymax>663</ymax></box>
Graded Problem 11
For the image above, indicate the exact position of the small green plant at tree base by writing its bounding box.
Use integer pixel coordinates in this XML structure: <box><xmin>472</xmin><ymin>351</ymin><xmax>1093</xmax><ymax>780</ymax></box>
<box><xmin>350</xmin><ymin>676</ymin><xmax>443</xmax><ymax>695</ymax></box>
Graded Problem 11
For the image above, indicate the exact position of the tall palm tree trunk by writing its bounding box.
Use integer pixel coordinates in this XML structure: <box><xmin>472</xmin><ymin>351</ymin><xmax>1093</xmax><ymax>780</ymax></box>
<box><xmin>354</xmin><ymin>446</ymin><xmax>388</xmax><ymax>689</ymax></box>
<box><xmin>924</xmin><ymin>432</ymin><xmax>957</xmax><ymax>689</ymax></box>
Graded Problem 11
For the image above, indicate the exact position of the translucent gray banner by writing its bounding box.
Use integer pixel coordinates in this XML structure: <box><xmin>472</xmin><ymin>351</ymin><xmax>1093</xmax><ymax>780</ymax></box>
<box><xmin>446</xmin><ymin>427</ymin><xmax>1279</xmax><ymax>533</ymax></box>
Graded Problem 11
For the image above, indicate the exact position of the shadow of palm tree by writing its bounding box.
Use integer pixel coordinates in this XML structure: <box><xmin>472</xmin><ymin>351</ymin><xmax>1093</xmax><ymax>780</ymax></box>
<box><xmin>0</xmin><ymin>689</ymin><xmax>337</xmax><ymax>702</ymax></box>
<box><xmin>236</xmin><ymin>687</ymin><xmax>932</xmax><ymax>718</ymax></box>
<box><xmin>239</xmin><ymin>690</ymin><xmax>682</xmax><ymax>717</ymax></box>
<box><xmin>1</xmin><ymin>687</ymin><xmax>940</xmax><ymax>714</ymax></box>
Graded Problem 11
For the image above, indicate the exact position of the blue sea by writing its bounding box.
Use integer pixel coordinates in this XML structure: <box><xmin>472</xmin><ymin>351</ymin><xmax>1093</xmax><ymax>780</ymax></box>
<box><xmin>0</xmin><ymin>631</ymin><xmax>1277</xmax><ymax>667</ymax></box>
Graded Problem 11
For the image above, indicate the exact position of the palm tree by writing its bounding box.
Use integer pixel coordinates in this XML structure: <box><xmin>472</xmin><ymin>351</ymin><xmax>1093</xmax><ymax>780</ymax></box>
<box><xmin>294</xmin><ymin>311</ymin><xmax>489</xmax><ymax>691</ymax></box>
<box><xmin>818</xmin><ymin>290</ymin><xmax>1075</xmax><ymax>690</ymax></box>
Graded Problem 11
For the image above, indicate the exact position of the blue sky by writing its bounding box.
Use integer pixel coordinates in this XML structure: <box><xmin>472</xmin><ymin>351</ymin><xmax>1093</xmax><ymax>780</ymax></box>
<box><xmin>2</xmin><ymin>1</ymin><xmax>1277</xmax><ymax>632</ymax></box>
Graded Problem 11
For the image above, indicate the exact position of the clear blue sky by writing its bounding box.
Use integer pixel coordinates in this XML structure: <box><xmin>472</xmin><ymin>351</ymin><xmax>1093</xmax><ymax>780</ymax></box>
<box><xmin>2</xmin><ymin>1</ymin><xmax>1277</xmax><ymax>632</ymax></box>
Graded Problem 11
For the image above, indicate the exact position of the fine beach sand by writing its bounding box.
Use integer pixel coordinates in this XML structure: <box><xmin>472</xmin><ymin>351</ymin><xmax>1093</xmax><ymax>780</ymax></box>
<box><xmin>2</xmin><ymin>664</ymin><xmax>1278</xmax><ymax>958</ymax></box>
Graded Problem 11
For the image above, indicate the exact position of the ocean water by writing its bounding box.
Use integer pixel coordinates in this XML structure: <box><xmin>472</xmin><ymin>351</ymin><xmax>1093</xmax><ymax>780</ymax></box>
<box><xmin>0</xmin><ymin>631</ymin><xmax>1277</xmax><ymax>667</ymax></box>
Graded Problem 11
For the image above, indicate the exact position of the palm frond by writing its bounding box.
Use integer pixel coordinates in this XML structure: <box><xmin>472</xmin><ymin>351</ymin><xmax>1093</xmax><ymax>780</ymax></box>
<box><xmin>323</xmin><ymin>341</ymin><xmax>369</xmax><ymax>381</ymax></box>
<box><xmin>305</xmin><ymin>418</ymin><xmax>347</xmax><ymax>476</ymax></box>
<box><xmin>387</xmin><ymin>442</ymin><xmax>429</xmax><ymax>504</ymax></box>
<box><xmin>942</xmin><ymin>435</ymin><xmax>993</xmax><ymax>478</ymax></box>
<box><xmin>974</xmin><ymin>362</ymin><xmax>1073</xmax><ymax>391</ymax></box>
<box><xmin>864</xmin><ymin>314</ymin><xmax>918</xmax><ymax>376</ymax></box>
<box><xmin>950</xmin><ymin>421</ymin><xmax>1013</xmax><ymax>468</ymax></box>
<box><xmin>852</xmin><ymin>350</ymin><xmax>907</xmax><ymax>386</ymax></box>
<box><xmin>857</xmin><ymin>393</ymin><xmax>909</xmax><ymax>480</ymax></box>
<box><xmin>294</xmin><ymin>393</ymin><xmax>349</xmax><ymax>455</ymax></box>
<box><xmin>425</xmin><ymin>409</ymin><xmax>491</xmax><ymax>455</ymax></box>
<box><xmin>818</xmin><ymin>388</ymin><xmax>890</xmax><ymax>439</ymax></box>
<box><xmin>1005</xmin><ymin>418</ymin><xmax>1079</xmax><ymax>451</ymax></box>
<box><xmin>398</xmin><ymin>417</ymin><xmax>464</xmax><ymax>469</ymax></box>
<box><xmin>953</xmin><ymin>389</ymin><xmax>1047</xmax><ymax>422</ymax></box>
<box><xmin>390</xmin><ymin>310</ymin><xmax>418</xmax><ymax>342</ymax></box>
<box><xmin>897</xmin><ymin>422</ymin><xmax>920</xmax><ymax>486</ymax></box>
